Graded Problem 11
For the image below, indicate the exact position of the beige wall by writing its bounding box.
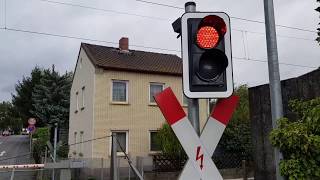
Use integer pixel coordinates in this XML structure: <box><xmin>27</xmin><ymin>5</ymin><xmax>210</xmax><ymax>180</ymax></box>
<box><xmin>68</xmin><ymin>48</ymin><xmax>95</xmax><ymax>158</ymax></box>
<box><xmin>92</xmin><ymin>70</ymin><xmax>209</xmax><ymax>159</ymax></box>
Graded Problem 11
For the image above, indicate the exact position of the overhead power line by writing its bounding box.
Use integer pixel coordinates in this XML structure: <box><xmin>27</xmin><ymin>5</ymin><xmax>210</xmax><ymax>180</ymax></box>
<box><xmin>135</xmin><ymin>0</ymin><xmax>317</xmax><ymax>33</ymax></box>
<box><xmin>68</xmin><ymin>135</ymin><xmax>111</xmax><ymax>146</ymax></box>
<box><xmin>233</xmin><ymin>57</ymin><xmax>318</xmax><ymax>69</ymax></box>
<box><xmin>40</xmin><ymin>0</ymin><xmax>168</xmax><ymax>21</ymax></box>
<box><xmin>136</xmin><ymin>0</ymin><xmax>183</xmax><ymax>9</ymax></box>
<box><xmin>233</xmin><ymin>29</ymin><xmax>316</xmax><ymax>42</ymax></box>
<box><xmin>0</xmin><ymin>27</ymin><xmax>317</xmax><ymax>69</ymax></box>
<box><xmin>0</xmin><ymin>27</ymin><xmax>180</xmax><ymax>52</ymax></box>
<box><xmin>38</xmin><ymin>0</ymin><xmax>317</xmax><ymax>42</ymax></box>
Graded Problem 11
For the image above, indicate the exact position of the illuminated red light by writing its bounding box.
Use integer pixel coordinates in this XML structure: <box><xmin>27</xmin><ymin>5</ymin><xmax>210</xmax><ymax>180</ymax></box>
<box><xmin>196</xmin><ymin>26</ymin><xmax>220</xmax><ymax>49</ymax></box>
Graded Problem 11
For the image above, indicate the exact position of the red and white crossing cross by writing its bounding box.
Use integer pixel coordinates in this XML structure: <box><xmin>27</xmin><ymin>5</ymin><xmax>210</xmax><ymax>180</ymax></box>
<box><xmin>154</xmin><ymin>87</ymin><xmax>239</xmax><ymax>180</ymax></box>
<box><xmin>179</xmin><ymin>94</ymin><xmax>239</xmax><ymax>180</ymax></box>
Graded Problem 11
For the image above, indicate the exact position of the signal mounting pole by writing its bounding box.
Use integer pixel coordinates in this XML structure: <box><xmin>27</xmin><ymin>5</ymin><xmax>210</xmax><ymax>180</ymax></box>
<box><xmin>263</xmin><ymin>0</ymin><xmax>284</xmax><ymax>180</ymax></box>
<box><xmin>185</xmin><ymin>1</ymin><xmax>200</xmax><ymax>136</ymax></box>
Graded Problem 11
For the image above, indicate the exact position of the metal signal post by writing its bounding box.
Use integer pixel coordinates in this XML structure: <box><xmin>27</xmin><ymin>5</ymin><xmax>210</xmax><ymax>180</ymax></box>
<box><xmin>185</xmin><ymin>2</ymin><xmax>200</xmax><ymax>135</ymax></box>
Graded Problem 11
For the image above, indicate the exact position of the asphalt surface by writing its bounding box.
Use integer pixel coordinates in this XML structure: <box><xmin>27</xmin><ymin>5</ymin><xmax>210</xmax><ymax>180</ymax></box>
<box><xmin>0</xmin><ymin>135</ymin><xmax>36</xmax><ymax>180</ymax></box>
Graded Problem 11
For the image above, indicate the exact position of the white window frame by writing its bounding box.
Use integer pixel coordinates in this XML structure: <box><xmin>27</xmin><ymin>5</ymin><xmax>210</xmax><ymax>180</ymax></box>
<box><xmin>81</xmin><ymin>86</ymin><xmax>85</xmax><ymax>110</ymax></box>
<box><xmin>149</xmin><ymin>82</ymin><xmax>165</xmax><ymax>104</ymax></box>
<box><xmin>75</xmin><ymin>91</ymin><xmax>79</xmax><ymax>113</ymax></box>
<box><xmin>74</xmin><ymin>132</ymin><xmax>77</xmax><ymax>152</ymax></box>
<box><xmin>109</xmin><ymin>130</ymin><xmax>129</xmax><ymax>156</ymax></box>
<box><xmin>149</xmin><ymin>130</ymin><xmax>161</xmax><ymax>153</ymax></box>
<box><xmin>80</xmin><ymin>131</ymin><xmax>84</xmax><ymax>154</ymax></box>
<box><xmin>111</xmin><ymin>80</ymin><xmax>129</xmax><ymax>104</ymax></box>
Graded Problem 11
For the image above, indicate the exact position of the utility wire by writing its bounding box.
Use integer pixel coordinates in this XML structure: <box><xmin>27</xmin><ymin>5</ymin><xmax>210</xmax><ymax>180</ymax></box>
<box><xmin>232</xmin><ymin>29</ymin><xmax>315</xmax><ymax>42</ymax></box>
<box><xmin>135</xmin><ymin>0</ymin><xmax>316</xmax><ymax>33</ymax></box>
<box><xmin>0</xmin><ymin>153</ymin><xmax>31</xmax><ymax>162</ymax></box>
<box><xmin>40</xmin><ymin>0</ymin><xmax>168</xmax><ymax>21</ymax></box>
<box><xmin>38</xmin><ymin>0</ymin><xmax>316</xmax><ymax>42</ymax></box>
<box><xmin>136</xmin><ymin>0</ymin><xmax>183</xmax><ymax>10</ymax></box>
<box><xmin>68</xmin><ymin>135</ymin><xmax>111</xmax><ymax>146</ymax></box>
<box><xmin>0</xmin><ymin>26</ymin><xmax>317</xmax><ymax>69</ymax></box>
<box><xmin>0</xmin><ymin>27</ymin><xmax>181</xmax><ymax>52</ymax></box>
<box><xmin>233</xmin><ymin>57</ymin><xmax>318</xmax><ymax>69</ymax></box>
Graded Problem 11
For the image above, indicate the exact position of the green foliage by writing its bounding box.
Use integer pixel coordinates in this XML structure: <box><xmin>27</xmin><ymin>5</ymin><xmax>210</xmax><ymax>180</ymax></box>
<box><xmin>155</xmin><ymin>123</ymin><xmax>185</xmax><ymax>157</ymax></box>
<box><xmin>31</xmin><ymin>65</ymin><xmax>72</xmax><ymax>126</ymax></box>
<box><xmin>57</xmin><ymin>143</ymin><xmax>69</xmax><ymax>158</ymax></box>
<box><xmin>270</xmin><ymin>98</ymin><xmax>320</xmax><ymax>179</ymax></box>
<box><xmin>218</xmin><ymin>85</ymin><xmax>253</xmax><ymax>158</ymax></box>
<box><xmin>155</xmin><ymin>85</ymin><xmax>252</xmax><ymax>159</ymax></box>
<box><xmin>0</xmin><ymin>101</ymin><xmax>23</xmax><ymax>133</ymax></box>
<box><xmin>32</xmin><ymin>127</ymin><xmax>50</xmax><ymax>163</ymax></box>
<box><xmin>12</xmin><ymin>66</ymin><xmax>44</xmax><ymax>126</ymax></box>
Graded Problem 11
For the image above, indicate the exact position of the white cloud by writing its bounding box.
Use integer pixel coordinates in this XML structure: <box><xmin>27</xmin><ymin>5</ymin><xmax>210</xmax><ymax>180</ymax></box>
<box><xmin>0</xmin><ymin>0</ymin><xmax>319</xmax><ymax>101</ymax></box>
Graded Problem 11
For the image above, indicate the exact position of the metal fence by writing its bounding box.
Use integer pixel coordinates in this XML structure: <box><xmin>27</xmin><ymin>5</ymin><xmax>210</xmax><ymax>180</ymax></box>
<box><xmin>152</xmin><ymin>152</ymin><xmax>252</xmax><ymax>172</ymax></box>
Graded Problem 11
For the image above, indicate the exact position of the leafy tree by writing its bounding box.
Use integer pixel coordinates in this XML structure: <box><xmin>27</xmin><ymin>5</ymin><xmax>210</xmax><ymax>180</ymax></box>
<box><xmin>155</xmin><ymin>85</ymin><xmax>252</xmax><ymax>159</ymax></box>
<box><xmin>317</xmin><ymin>0</ymin><xmax>320</xmax><ymax>43</ymax></box>
<box><xmin>217</xmin><ymin>85</ymin><xmax>252</xmax><ymax>158</ymax></box>
<box><xmin>31</xmin><ymin>65</ymin><xmax>72</xmax><ymax>143</ymax></box>
<box><xmin>32</xmin><ymin>127</ymin><xmax>50</xmax><ymax>163</ymax></box>
<box><xmin>0</xmin><ymin>101</ymin><xmax>12</xmax><ymax>130</ymax></box>
<box><xmin>270</xmin><ymin>98</ymin><xmax>320</xmax><ymax>179</ymax></box>
<box><xmin>12</xmin><ymin>66</ymin><xmax>44</xmax><ymax>126</ymax></box>
<box><xmin>0</xmin><ymin>101</ymin><xmax>23</xmax><ymax>133</ymax></box>
<box><xmin>156</xmin><ymin>123</ymin><xmax>185</xmax><ymax>157</ymax></box>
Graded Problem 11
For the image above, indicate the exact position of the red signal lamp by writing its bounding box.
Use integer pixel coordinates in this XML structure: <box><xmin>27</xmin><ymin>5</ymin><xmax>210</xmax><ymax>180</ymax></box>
<box><xmin>196</xmin><ymin>15</ymin><xmax>227</xmax><ymax>49</ymax></box>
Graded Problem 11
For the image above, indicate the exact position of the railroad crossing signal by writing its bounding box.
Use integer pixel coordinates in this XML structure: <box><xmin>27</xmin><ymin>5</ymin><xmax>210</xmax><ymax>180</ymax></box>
<box><xmin>154</xmin><ymin>88</ymin><xmax>239</xmax><ymax>180</ymax></box>
<box><xmin>181</xmin><ymin>12</ymin><xmax>234</xmax><ymax>98</ymax></box>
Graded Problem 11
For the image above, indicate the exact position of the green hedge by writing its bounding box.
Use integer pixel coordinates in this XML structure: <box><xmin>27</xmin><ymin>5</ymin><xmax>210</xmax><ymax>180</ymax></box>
<box><xmin>32</xmin><ymin>127</ymin><xmax>50</xmax><ymax>163</ymax></box>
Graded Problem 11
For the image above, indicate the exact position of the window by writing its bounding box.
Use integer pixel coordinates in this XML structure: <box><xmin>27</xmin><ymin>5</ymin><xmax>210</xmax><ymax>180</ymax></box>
<box><xmin>81</xmin><ymin>86</ymin><xmax>85</xmax><ymax>110</ymax></box>
<box><xmin>74</xmin><ymin>132</ymin><xmax>77</xmax><ymax>152</ymax></box>
<box><xmin>150</xmin><ymin>131</ymin><xmax>161</xmax><ymax>152</ymax></box>
<box><xmin>112</xmin><ymin>80</ymin><xmax>128</xmax><ymax>102</ymax></box>
<box><xmin>111</xmin><ymin>131</ymin><xmax>128</xmax><ymax>154</ymax></box>
<box><xmin>149</xmin><ymin>83</ymin><xmax>164</xmax><ymax>103</ymax></box>
<box><xmin>183</xmin><ymin>94</ymin><xmax>189</xmax><ymax>106</ymax></box>
<box><xmin>74</xmin><ymin>132</ymin><xmax>77</xmax><ymax>145</ymax></box>
<box><xmin>75</xmin><ymin>92</ymin><xmax>79</xmax><ymax>113</ymax></box>
<box><xmin>80</xmin><ymin>131</ymin><xmax>84</xmax><ymax>153</ymax></box>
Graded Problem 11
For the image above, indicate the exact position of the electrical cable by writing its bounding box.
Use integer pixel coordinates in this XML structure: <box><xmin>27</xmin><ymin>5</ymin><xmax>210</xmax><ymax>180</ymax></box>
<box><xmin>68</xmin><ymin>135</ymin><xmax>111</xmax><ymax>146</ymax></box>
<box><xmin>233</xmin><ymin>57</ymin><xmax>318</xmax><ymax>69</ymax></box>
<box><xmin>0</xmin><ymin>27</ymin><xmax>181</xmax><ymax>52</ymax></box>
<box><xmin>135</xmin><ymin>0</ymin><xmax>317</xmax><ymax>33</ymax></box>
<box><xmin>0</xmin><ymin>27</ymin><xmax>317</xmax><ymax>69</ymax></box>
<box><xmin>40</xmin><ymin>0</ymin><xmax>168</xmax><ymax>21</ymax></box>
<box><xmin>0</xmin><ymin>153</ymin><xmax>31</xmax><ymax>162</ymax></box>
<box><xmin>38</xmin><ymin>0</ymin><xmax>317</xmax><ymax>42</ymax></box>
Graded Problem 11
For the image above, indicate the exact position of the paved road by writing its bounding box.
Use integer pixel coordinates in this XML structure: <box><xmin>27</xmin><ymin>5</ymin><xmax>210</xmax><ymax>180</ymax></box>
<box><xmin>0</xmin><ymin>135</ymin><xmax>36</xmax><ymax>180</ymax></box>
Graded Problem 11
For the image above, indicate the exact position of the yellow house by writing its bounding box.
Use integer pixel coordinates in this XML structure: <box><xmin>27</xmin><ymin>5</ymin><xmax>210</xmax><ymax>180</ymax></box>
<box><xmin>68</xmin><ymin>37</ymin><xmax>209</xmax><ymax>166</ymax></box>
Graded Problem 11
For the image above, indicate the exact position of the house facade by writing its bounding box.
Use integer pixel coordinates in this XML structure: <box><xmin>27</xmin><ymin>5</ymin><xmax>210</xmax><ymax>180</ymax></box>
<box><xmin>68</xmin><ymin>38</ymin><xmax>209</xmax><ymax>163</ymax></box>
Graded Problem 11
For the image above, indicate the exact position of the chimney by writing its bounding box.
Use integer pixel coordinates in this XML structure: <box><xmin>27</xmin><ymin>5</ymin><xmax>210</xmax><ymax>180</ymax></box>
<box><xmin>119</xmin><ymin>37</ymin><xmax>129</xmax><ymax>51</ymax></box>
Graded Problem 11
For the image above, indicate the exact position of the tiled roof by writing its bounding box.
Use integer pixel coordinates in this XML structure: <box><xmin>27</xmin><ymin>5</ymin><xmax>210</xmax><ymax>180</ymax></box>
<box><xmin>81</xmin><ymin>43</ymin><xmax>182</xmax><ymax>76</ymax></box>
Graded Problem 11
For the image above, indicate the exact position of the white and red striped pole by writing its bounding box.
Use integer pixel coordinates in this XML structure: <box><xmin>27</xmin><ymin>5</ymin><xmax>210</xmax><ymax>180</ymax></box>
<box><xmin>155</xmin><ymin>88</ymin><xmax>229</xmax><ymax>180</ymax></box>
<box><xmin>179</xmin><ymin>95</ymin><xmax>239</xmax><ymax>180</ymax></box>
<box><xmin>0</xmin><ymin>164</ymin><xmax>44</xmax><ymax>169</ymax></box>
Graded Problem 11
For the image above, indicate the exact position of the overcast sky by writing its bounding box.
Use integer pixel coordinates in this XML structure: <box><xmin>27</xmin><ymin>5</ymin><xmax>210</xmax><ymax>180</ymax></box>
<box><xmin>0</xmin><ymin>0</ymin><xmax>319</xmax><ymax>101</ymax></box>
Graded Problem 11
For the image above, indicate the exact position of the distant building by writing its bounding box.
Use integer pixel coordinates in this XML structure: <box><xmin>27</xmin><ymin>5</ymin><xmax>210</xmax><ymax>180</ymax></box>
<box><xmin>68</xmin><ymin>37</ymin><xmax>208</xmax><ymax>166</ymax></box>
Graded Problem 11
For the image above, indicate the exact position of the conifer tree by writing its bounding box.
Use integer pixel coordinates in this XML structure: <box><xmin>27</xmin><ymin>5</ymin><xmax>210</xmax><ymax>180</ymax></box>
<box><xmin>31</xmin><ymin>65</ymin><xmax>72</xmax><ymax>143</ymax></box>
